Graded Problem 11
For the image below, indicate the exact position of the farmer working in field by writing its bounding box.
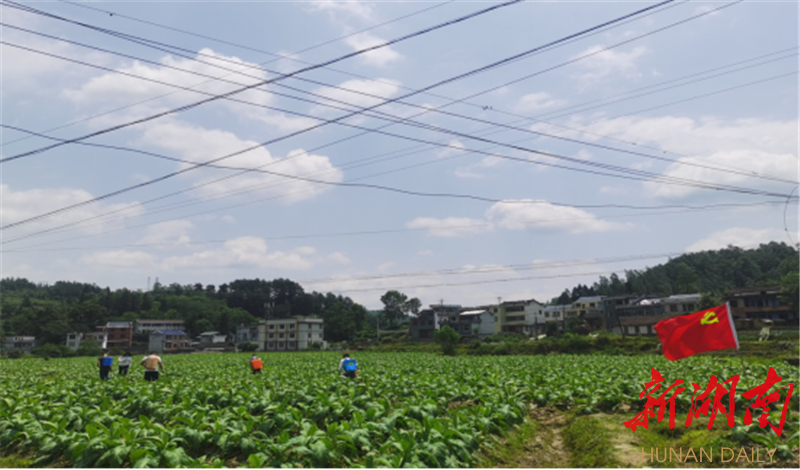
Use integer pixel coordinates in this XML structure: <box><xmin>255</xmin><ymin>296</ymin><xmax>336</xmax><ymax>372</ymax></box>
<box><xmin>97</xmin><ymin>349</ymin><xmax>113</xmax><ymax>380</ymax></box>
<box><xmin>118</xmin><ymin>351</ymin><xmax>132</xmax><ymax>376</ymax></box>
<box><xmin>338</xmin><ymin>353</ymin><xmax>358</xmax><ymax>379</ymax></box>
<box><xmin>141</xmin><ymin>352</ymin><xmax>164</xmax><ymax>382</ymax></box>
<box><xmin>249</xmin><ymin>354</ymin><xmax>263</xmax><ymax>374</ymax></box>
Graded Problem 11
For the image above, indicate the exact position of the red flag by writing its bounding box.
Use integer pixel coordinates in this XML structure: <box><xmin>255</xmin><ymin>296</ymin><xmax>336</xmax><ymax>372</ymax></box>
<box><xmin>654</xmin><ymin>303</ymin><xmax>739</xmax><ymax>361</ymax></box>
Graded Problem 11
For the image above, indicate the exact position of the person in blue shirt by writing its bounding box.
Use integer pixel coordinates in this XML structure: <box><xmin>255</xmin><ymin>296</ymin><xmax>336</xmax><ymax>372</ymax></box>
<box><xmin>338</xmin><ymin>353</ymin><xmax>358</xmax><ymax>379</ymax></box>
<box><xmin>97</xmin><ymin>349</ymin><xmax>113</xmax><ymax>380</ymax></box>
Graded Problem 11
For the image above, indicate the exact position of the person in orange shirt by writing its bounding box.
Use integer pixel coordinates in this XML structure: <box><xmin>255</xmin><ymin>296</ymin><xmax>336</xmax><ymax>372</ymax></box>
<box><xmin>249</xmin><ymin>354</ymin><xmax>263</xmax><ymax>374</ymax></box>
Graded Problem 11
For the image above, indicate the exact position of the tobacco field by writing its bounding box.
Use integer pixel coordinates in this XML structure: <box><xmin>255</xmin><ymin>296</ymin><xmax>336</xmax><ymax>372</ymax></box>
<box><xmin>1</xmin><ymin>353</ymin><xmax>798</xmax><ymax>467</ymax></box>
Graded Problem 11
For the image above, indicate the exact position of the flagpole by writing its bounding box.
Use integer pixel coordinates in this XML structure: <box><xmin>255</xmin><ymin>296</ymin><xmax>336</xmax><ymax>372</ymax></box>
<box><xmin>727</xmin><ymin>302</ymin><xmax>749</xmax><ymax>391</ymax></box>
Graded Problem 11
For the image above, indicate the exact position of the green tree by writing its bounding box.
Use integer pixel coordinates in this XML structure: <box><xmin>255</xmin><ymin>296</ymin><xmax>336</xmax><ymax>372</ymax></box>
<box><xmin>698</xmin><ymin>292</ymin><xmax>721</xmax><ymax>310</ymax></box>
<box><xmin>379</xmin><ymin>291</ymin><xmax>420</xmax><ymax>328</ymax></box>
<box><xmin>435</xmin><ymin>326</ymin><xmax>461</xmax><ymax>356</ymax></box>
<box><xmin>780</xmin><ymin>271</ymin><xmax>799</xmax><ymax>314</ymax></box>
<box><xmin>76</xmin><ymin>340</ymin><xmax>103</xmax><ymax>357</ymax></box>
<box><xmin>556</xmin><ymin>290</ymin><xmax>571</xmax><ymax>305</ymax></box>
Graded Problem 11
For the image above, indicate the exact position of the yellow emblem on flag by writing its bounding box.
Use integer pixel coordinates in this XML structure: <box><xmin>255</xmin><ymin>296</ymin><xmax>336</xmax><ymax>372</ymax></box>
<box><xmin>700</xmin><ymin>311</ymin><xmax>719</xmax><ymax>325</ymax></box>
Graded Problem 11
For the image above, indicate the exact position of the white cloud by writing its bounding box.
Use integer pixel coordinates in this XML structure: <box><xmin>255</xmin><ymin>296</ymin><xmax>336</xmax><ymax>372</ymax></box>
<box><xmin>436</xmin><ymin>139</ymin><xmax>467</xmax><ymax>159</ymax></box>
<box><xmin>63</xmin><ymin>48</ymin><xmax>272</xmax><ymax>125</ymax></box>
<box><xmin>556</xmin><ymin>116</ymin><xmax>798</xmax><ymax>200</ymax></box>
<box><xmin>311</xmin><ymin>78</ymin><xmax>402</xmax><ymax>115</ymax></box>
<box><xmin>573</xmin><ymin>45</ymin><xmax>648</xmax><ymax>83</ymax></box>
<box><xmin>138</xmin><ymin>120</ymin><xmax>343</xmax><ymax>203</ymax></box>
<box><xmin>407</xmin><ymin>201</ymin><xmax>629</xmax><ymax>238</ymax></box>
<box><xmin>645</xmin><ymin>150</ymin><xmax>798</xmax><ymax>199</ymax></box>
<box><xmin>309</xmin><ymin>0</ymin><xmax>375</xmax><ymax>21</ymax></box>
<box><xmin>343</xmin><ymin>32</ymin><xmax>402</xmax><ymax>67</ymax></box>
<box><xmin>686</xmin><ymin>227</ymin><xmax>798</xmax><ymax>252</ymax></box>
<box><xmin>0</xmin><ymin>8</ymin><xmax>112</xmax><ymax>89</ymax></box>
<box><xmin>486</xmin><ymin>200</ymin><xmax>630</xmax><ymax>234</ymax></box>
<box><xmin>694</xmin><ymin>4</ymin><xmax>722</xmax><ymax>17</ymax></box>
<box><xmin>0</xmin><ymin>184</ymin><xmax>144</xmax><ymax>235</ymax></box>
<box><xmin>407</xmin><ymin>217</ymin><xmax>492</xmax><ymax>238</ymax></box>
<box><xmin>161</xmin><ymin>237</ymin><xmax>316</xmax><ymax>271</ymax></box>
<box><xmin>80</xmin><ymin>250</ymin><xmax>159</xmax><ymax>270</ymax></box>
<box><xmin>138</xmin><ymin>220</ymin><xmax>194</xmax><ymax>247</ymax></box>
<box><xmin>327</xmin><ymin>252</ymin><xmax>352</xmax><ymax>265</ymax></box>
<box><xmin>574</xmin><ymin>150</ymin><xmax>592</xmax><ymax>161</ymax></box>
<box><xmin>454</xmin><ymin>156</ymin><xmax>500</xmax><ymax>179</ymax></box>
<box><xmin>515</xmin><ymin>92</ymin><xmax>566</xmax><ymax>113</ymax></box>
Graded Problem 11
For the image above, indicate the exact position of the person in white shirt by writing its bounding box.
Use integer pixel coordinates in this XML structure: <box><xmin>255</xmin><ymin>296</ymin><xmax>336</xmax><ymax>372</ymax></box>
<box><xmin>141</xmin><ymin>352</ymin><xmax>164</xmax><ymax>382</ymax></box>
<box><xmin>118</xmin><ymin>351</ymin><xmax>133</xmax><ymax>376</ymax></box>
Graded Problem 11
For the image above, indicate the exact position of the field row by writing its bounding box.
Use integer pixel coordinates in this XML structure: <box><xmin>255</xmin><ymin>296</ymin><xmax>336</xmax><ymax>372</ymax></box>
<box><xmin>1</xmin><ymin>353</ymin><xmax>797</xmax><ymax>467</ymax></box>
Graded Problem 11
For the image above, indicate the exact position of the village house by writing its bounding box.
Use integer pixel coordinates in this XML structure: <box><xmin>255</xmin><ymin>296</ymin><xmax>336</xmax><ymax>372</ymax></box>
<box><xmin>149</xmin><ymin>330</ymin><xmax>189</xmax><ymax>353</ymax></box>
<box><xmin>135</xmin><ymin>319</ymin><xmax>185</xmax><ymax>335</ymax></box>
<box><xmin>257</xmin><ymin>316</ymin><xmax>325</xmax><ymax>351</ymax></box>
<box><xmin>65</xmin><ymin>331</ymin><xmax>108</xmax><ymax>350</ymax></box>
<box><xmin>3</xmin><ymin>336</ymin><xmax>38</xmax><ymax>354</ymax></box>
<box><xmin>102</xmin><ymin>322</ymin><xmax>134</xmax><ymax>349</ymax></box>
<box><xmin>725</xmin><ymin>286</ymin><xmax>797</xmax><ymax>325</ymax></box>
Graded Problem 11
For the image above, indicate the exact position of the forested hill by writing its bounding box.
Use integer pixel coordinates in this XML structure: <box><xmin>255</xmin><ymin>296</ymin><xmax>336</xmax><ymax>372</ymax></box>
<box><xmin>556</xmin><ymin>242</ymin><xmax>799</xmax><ymax>304</ymax></box>
<box><xmin>0</xmin><ymin>278</ymin><xmax>369</xmax><ymax>345</ymax></box>
<box><xmin>2</xmin><ymin>243</ymin><xmax>797</xmax><ymax>346</ymax></box>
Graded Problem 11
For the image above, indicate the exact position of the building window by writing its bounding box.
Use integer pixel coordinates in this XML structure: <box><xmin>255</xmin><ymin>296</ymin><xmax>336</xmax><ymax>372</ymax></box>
<box><xmin>555</xmin><ymin>312</ymin><xmax>560</xmax><ymax>318</ymax></box>
<box><xmin>289</xmin><ymin>333</ymin><xmax>295</xmax><ymax>339</ymax></box>
<box><xmin>289</xmin><ymin>325</ymin><xmax>295</xmax><ymax>330</ymax></box>
<box><xmin>279</xmin><ymin>325</ymin><xmax>285</xmax><ymax>330</ymax></box>
<box><xmin>545</xmin><ymin>312</ymin><xmax>550</xmax><ymax>318</ymax></box>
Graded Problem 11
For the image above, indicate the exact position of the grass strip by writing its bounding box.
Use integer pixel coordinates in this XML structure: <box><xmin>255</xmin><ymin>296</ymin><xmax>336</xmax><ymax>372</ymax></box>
<box><xmin>562</xmin><ymin>415</ymin><xmax>620</xmax><ymax>467</ymax></box>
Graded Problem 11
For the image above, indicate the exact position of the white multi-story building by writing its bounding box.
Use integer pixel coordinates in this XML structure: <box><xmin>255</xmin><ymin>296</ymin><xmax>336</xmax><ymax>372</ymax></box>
<box><xmin>3</xmin><ymin>336</ymin><xmax>38</xmax><ymax>353</ymax></box>
<box><xmin>66</xmin><ymin>331</ymin><xmax>107</xmax><ymax>350</ymax></box>
<box><xmin>236</xmin><ymin>325</ymin><xmax>259</xmax><ymax>344</ymax></box>
<box><xmin>258</xmin><ymin>316</ymin><xmax>325</xmax><ymax>351</ymax></box>
<box><xmin>136</xmin><ymin>319</ymin><xmax>186</xmax><ymax>334</ymax></box>
<box><xmin>149</xmin><ymin>330</ymin><xmax>189</xmax><ymax>353</ymax></box>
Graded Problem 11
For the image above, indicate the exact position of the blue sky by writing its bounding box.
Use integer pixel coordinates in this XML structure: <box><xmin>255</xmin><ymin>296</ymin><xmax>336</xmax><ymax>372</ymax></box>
<box><xmin>2</xmin><ymin>0</ymin><xmax>798</xmax><ymax>309</ymax></box>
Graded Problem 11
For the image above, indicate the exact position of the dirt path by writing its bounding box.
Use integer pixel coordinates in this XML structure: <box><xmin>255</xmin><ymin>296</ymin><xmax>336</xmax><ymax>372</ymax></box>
<box><xmin>524</xmin><ymin>407</ymin><xmax>571</xmax><ymax>468</ymax></box>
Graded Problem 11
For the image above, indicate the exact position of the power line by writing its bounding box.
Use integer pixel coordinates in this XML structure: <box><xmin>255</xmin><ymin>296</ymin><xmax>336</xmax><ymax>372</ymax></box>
<box><xmin>537</xmin><ymin>52</ymin><xmax>798</xmax><ymax>122</ymax></box>
<box><xmin>5</xmin><ymin>21</ymin><xmax>794</xmax><ymax>190</ymax></box>
<box><xmin>0</xmin><ymin>0</ymin><xmax>525</xmax><ymax>161</ymax></box>
<box><xmin>1</xmin><ymin>55</ymin><xmax>793</xmax><ymax>242</ymax></box>
<box><xmin>15</xmin><ymin>0</ymin><xmax>775</xmax><ymax>189</ymax></box>
<box><xmin>3</xmin><ymin>11</ymin><xmax>793</xmax><ymax>203</ymax></box>
<box><xmin>313</xmin><ymin>270</ymin><xmax>625</xmax><ymax>293</ymax></box>
<box><xmin>1</xmin><ymin>0</ymin><xmax>692</xmax><ymax>230</ymax></box>
<box><xmin>1</xmin><ymin>0</ymin><xmax>680</xmax><ymax>151</ymax></box>
<box><xmin>3</xmin><ymin>200</ymin><xmax>790</xmax><ymax>253</ymax></box>
<box><xmin>1</xmin><ymin>0</ymin><xmax>457</xmax><ymax>148</ymax></box>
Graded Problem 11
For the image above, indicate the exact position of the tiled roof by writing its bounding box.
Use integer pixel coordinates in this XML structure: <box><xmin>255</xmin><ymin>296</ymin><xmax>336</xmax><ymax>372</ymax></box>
<box><xmin>726</xmin><ymin>285</ymin><xmax>781</xmax><ymax>295</ymax></box>
<box><xmin>574</xmin><ymin>296</ymin><xmax>604</xmax><ymax>303</ymax></box>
